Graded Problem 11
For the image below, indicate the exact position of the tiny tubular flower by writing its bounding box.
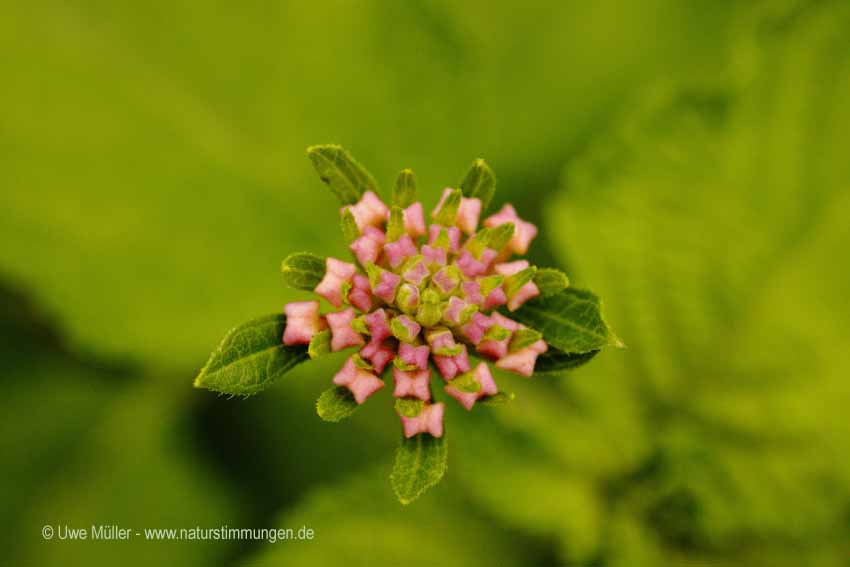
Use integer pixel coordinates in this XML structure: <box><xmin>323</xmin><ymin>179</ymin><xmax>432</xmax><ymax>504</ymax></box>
<box><xmin>393</xmin><ymin>367</ymin><xmax>431</xmax><ymax>401</ymax></box>
<box><xmin>326</xmin><ymin>307</ymin><xmax>365</xmax><ymax>352</ymax></box>
<box><xmin>314</xmin><ymin>257</ymin><xmax>356</xmax><ymax>308</ymax></box>
<box><xmin>400</xmin><ymin>402</ymin><xmax>445</xmax><ymax>438</ymax></box>
<box><xmin>344</xmin><ymin>190</ymin><xmax>389</xmax><ymax>231</ymax></box>
<box><xmin>350</xmin><ymin>226</ymin><xmax>386</xmax><ymax>265</ymax></box>
<box><xmin>445</xmin><ymin>363</ymin><xmax>498</xmax><ymax>410</ymax></box>
<box><xmin>333</xmin><ymin>356</ymin><xmax>385</xmax><ymax>404</ymax></box>
<box><xmin>484</xmin><ymin>203</ymin><xmax>538</xmax><ymax>255</ymax></box>
<box><xmin>283</xmin><ymin>300</ymin><xmax>326</xmax><ymax>345</ymax></box>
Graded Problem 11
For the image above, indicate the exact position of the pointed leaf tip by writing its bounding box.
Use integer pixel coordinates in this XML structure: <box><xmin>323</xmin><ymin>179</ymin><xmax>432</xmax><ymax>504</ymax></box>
<box><xmin>460</xmin><ymin>158</ymin><xmax>496</xmax><ymax>210</ymax></box>
<box><xmin>317</xmin><ymin>386</ymin><xmax>359</xmax><ymax>422</ymax></box>
<box><xmin>391</xmin><ymin>433</ymin><xmax>448</xmax><ymax>505</ymax></box>
<box><xmin>281</xmin><ymin>252</ymin><xmax>326</xmax><ymax>291</ymax></box>
<box><xmin>307</xmin><ymin>144</ymin><xmax>378</xmax><ymax>205</ymax></box>
<box><xmin>194</xmin><ymin>314</ymin><xmax>309</xmax><ymax>397</ymax></box>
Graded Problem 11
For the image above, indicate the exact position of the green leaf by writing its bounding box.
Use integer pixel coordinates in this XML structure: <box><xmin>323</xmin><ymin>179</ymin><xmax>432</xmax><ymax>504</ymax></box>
<box><xmin>307</xmin><ymin>144</ymin><xmax>378</xmax><ymax>205</ymax></box>
<box><xmin>395</xmin><ymin>397</ymin><xmax>425</xmax><ymax>417</ymax></box>
<box><xmin>511</xmin><ymin>288</ymin><xmax>622</xmax><ymax>354</ymax></box>
<box><xmin>503</xmin><ymin>266</ymin><xmax>537</xmax><ymax>297</ymax></box>
<box><xmin>281</xmin><ymin>252</ymin><xmax>326</xmax><ymax>291</ymax></box>
<box><xmin>479</xmin><ymin>391</ymin><xmax>515</xmax><ymax>406</ymax></box>
<box><xmin>532</xmin><ymin>348</ymin><xmax>599</xmax><ymax>373</ymax></box>
<box><xmin>392</xmin><ymin>168</ymin><xmax>417</xmax><ymax>207</ymax></box>
<box><xmin>534</xmin><ymin>268</ymin><xmax>570</xmax><ymax>297</ymax></box>
<box><xmin>194</xmin><ymin>314</ymin><xmax>309</xmax><ymax>396</ymax></box>
<box><xmin>391</xmin><ymin>433</ymin><xmax>448</xmax><ymax>505</ymax></box>
<box><xmin>459</xmin><ymin>158</ymin><xmax>496</xmax><ymax>210</ymax></box>
<box><xmin>316</xmin><ymin>386</ymin><xmax>359</xmax><ymax>422</ymax></box>
<box><xmin>386</xmin><ymin>205</ymin><xmax>405</xmax><ymax>242</ymax></box>
<box><xmin>509</xmin><ymin>328</ymin><xmax>542</xmax><ymax>351</ymax></box>
<box><xmin>340</xmin><ymin>208</ymin><xmax>360</xmax><ymax>243</ymax></box>
<box><xmin>448</xmin><ymin>371</ymin><xmax>481</xmax><ymax>393</ymax></box>
<box><xmin>434</xmin><ymin>188</ymin><xmax>462</xmax><ymax>226</ymax></box>
<box><xmin>308</xmin><ymin>329</ymin><xmax>331</xmax><ymax>359</ymax></box>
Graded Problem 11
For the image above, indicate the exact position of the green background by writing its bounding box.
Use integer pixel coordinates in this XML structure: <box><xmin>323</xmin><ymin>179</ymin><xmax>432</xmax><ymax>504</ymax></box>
<box><xmin>2</xmin><ymin>0</ymin><xmax>849</xmax><ymax>565</ymax></box>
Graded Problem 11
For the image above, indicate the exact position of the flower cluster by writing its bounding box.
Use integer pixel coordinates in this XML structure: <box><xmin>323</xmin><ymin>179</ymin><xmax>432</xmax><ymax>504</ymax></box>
<box><xmin>282</xmin><ymin>188</ymin><xmax>548</xmax><ymax>437</ymax></box>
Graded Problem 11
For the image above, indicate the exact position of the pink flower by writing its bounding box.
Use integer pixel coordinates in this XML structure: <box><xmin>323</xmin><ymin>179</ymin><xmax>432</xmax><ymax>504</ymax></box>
<box><xmin>445</xmin><ymin>363</ymin><xmax>498</xmax><ymax>410</ymax></box>
<box><xmin>398</xmin><ymin>343</ymin><xmax>429</xmax><ymax>370</ymax></box>
<box><xmin>495</xmin><ymin>260</ymin><xmax>540</xmax><ymax>311</ymax></box>
<box><xmin>433</xmin><ymin>187</ymin><xmax>482</xmax><ymax>234</ymax></box>
<box><xmin>400</xmin><ymin>402</ymin><xmax>445</xmax><ymax>438</ymax></box>
<box><xmin>314</xmin><ymin>257</ymin><xmax>356</xmax><ymax>308</ymax></box>
<box><xmin>384</xmin><ymin>234</ymin><xmax>418</xmax><ymax>268</ymax></box>
<box><xmin>393</xmin><ymin>367</ymin><xmax>431</xmax><ymax>401</ymax></box>
<box><xmin>350</xmin><ymin>226</ymin><xmax>386</xmax><ymax>266</ymax></box>
<box><xmin>484</xmin><ymin>204</ymin><xmax>538</xmax><ymax>255</ymax></box>
<box><xmin>283</xmin><ymin>301</ymin><xmax>326</xmax><ymax>345</ymax></box>
<box><xmin>428</xmin><ymin>224</ymin><xmax>461</xmax><ymax>252</ymax></box>
<box><xmin>326</xmin><ymin>307</ymin><xmax>364</xmax><ymax>352</ymax></box>
<box><xmin>496</xmin><ymin>339</ymin><xmax>548</xmax><ymax>377</ymax></box>
<box><xmin>348</xmin><ymin>274</ymin><xmax>373</xmax><ymax>312</ymax></box>
<box><xmin>344</xmin><ymin>190</ymin><xmax>389</xmax><ymax>231</ymax></box>
<box><xmin>333</xmin><ymin>356</ymin><xmax>385</xmax><ymax>404</ymax></box>
<box><xmin>400</xmin><ymin>202</ymin><xmax>426</xmax><ymax>237</ymax></box>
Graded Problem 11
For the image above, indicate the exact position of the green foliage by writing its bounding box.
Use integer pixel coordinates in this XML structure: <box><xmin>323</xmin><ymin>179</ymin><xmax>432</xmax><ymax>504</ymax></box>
<box><xmin>340</xmin><ymin>208</ymin><xmax>361</xmax><ymax>242</ymax></box>
<box><xmin>317</xmin><ymin>386</ymin><xmax>359</xmax><ymax>422</ymax></box>
<box><xmin>479</xmin><ymin>391</ymin><xmax>515</xmax><ymax>406</ymax></box>
<box><xmin>307</xmin><ymin>145</ymin><xmax>379</xmax><ymax>205</ymax></box>
<box><xmin>194</xmin><ymin>314</ymin><xmax>309</xmax><ymax>396</ymax></box>
<box><xmin>392</xmin><ymin>168</ymin><xmax>417</xmax><ymax>207</ymax></box>
<box><xmin>512</xmin><ymin>288</ymin><xmax>621</xmax><ymax>353</ymax></box>
<box><xmin>459</xmin><ymin>158</ymin><xmax>496</xmax><ymax>210</ymax></box>
<box><xmin>433</xmin><ymin>188</ymin><xmax>462</xmax><ymax>226</ymax></box>
<box><xmin>394</xmin><ymin>397</ymin><xmax>425</xmax><ymax>417</ymax></box>
<box><xmin>308</xmin><ymin>329</ymin><xmax>332</xmax><ymax>359</ymax></box>
<box><xmin>391</xmin><ymin>434</ymin><xmax>448</xmax><ymax>505</ymax></box>
<box><xmin>281</xmin><ymin>252</ymin><xmax>326</xmax><ymax>291</ymax></box>
<box><xmin>534</xmin><ymin>268</ymin><xmax>570</xmax><ymax>297</ymax></box>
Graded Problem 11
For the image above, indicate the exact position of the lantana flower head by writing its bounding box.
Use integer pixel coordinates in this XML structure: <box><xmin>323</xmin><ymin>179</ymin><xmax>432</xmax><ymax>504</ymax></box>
<box><xmin>195</xmin><ymin>145</ymin><xmax>619</xmax><ymax>505</ymax></box>
<box><xmin>284</xmin><ymin>180</ymin><xmax>549</xmax><ymax>435</ymax></box>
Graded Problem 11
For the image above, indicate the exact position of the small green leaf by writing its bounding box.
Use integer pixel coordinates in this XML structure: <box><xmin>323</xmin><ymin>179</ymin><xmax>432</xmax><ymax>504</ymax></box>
<box><xmin>194</xmin><ymin>314</ymin><xmax>309</xmax><ymax>396</ymax></box>
<box><xmin>308</xmin><ymin>329</ymin><xmax>331</xmax><ymax>359</ymax></box>
<box><xmin>434</xmin><ymin>189</ymin><xmax>461</xmax><ymax>226</ymax></box>
<box><xmin>317</xmin><ymin>386</ymin><xmax>359</xmax><ymax>422</ymax></box>
<box><xmin>392</xmin><ymin>168</ymin><xmax>416</xmax><ymax>208</ymax></box>
<box><xmin>459</xmin><ymin>158</ymin><xmax>496</xmax><ymax>211</ymax></box>
<box><xmin>533</xmin><ymin>348</ymin><xmax>599</xmax><ymax>373</ymax></box>
<box><xmin>479</xmin><ymin>275</ymin><xmax>504</xmax><ymax>297</ymax></box>
<box><xmin>483</xmin><ymin>324</ymin><xmax>511</xmax><ymax>342</ymax></box>
<box><xmin>448</xmin><ymin>371</ymin><xmax>481</xmax><ymax>393</ymax></box>
<box><xmin>503</xmin><ymin>266</ymin><xmax>537</xmax><ymax>297</ymax></box>
<box><xmin>395</xmin><ymin>397</ymin><xmax>425</xmax><ymax>417</ymax></box>
<box><xmin>485</xmin><ymin>222</ymin><xmax>515</xmax><ymax>250</ymax></box>
<box><xmin>512</xmin><ymin>288</ymin><xmax>622</xmax><ymax>354</ymax></box>
<box><xmin>391</xmin><ymin>433</ymin><xmax>448</xmax><ymax>505</ymax></box>
<box><xmin>479</xmin><ymin>391</ymin><xmax>515</xmax><ymax>406</ymax></box>
<box><xmin>509</xmin><ymin>328</ymin><xmax>542</xmax><ymax>351</ymax></box>
<box><xmin>281</xmin><ymin>252</ymin><xmax>326</xmax><ymax>291</ymax></box>
<box><xmin>534</xmin><ymin>268</ymin><xmax>570</xmax><ymax>297</ymax></box>
<box><xmin>386</xmin><ymin>206</ymin><xmax>405</xmax><ymax>242</ymax></box>
<box><xmin>307</xmin><ymin>144</ymin><xmax>378</xmax><ymax>205</ymax></box>
<box><xmin>340</xmin><ymin>208</ymin><xmax>360</xmax><ymax>243</ymax></box>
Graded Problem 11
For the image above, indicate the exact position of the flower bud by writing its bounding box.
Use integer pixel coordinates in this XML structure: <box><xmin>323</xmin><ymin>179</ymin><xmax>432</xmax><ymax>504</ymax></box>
<box><xmin>325</xmin><ymin>307</ymin><xmax>365</xmax><ymax>352</ymax></box>
<box><xmin>445</xmin><ymin>363</ymin><xmax>498</xmax><ymax>410</ymax></box>
<box><xmin>396</xmin><ymin>283</ymin><xmax>420</xmax><ymax>314</ymax></box>
<box><xmin>333</xmin><ymin>356</ymin><xmax>385</xmax><ymax>404</ymax></box>
<box><xmin>400</xmin><ymin>402</ymin><xmax>444</xmax><ymax>438</ymax></box>
<box><xmin>283</xmin><ymin>300</ymin><xmax>327</xmax><ymax>345</ymax></box>
<box><xmin>390</xmin><ymin>314</ymin><xmax>421</xmax><ymax>344</ymax></box>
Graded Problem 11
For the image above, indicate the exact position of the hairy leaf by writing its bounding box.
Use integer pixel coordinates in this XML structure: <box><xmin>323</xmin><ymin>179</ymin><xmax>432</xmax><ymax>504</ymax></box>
<box><xmin>281</xmin><ymin>252</ymin><xmax>326</xmax><ymax>291</ymax></box>
<box><xmin>392</xmin><ymin>168</ymin><xmax>417</xmax><ymax>207</ymax></box>
<box><xmin>395</xmin><ymin>397</ymin><xmax>425</xmax><ymax>417</ymax></box>
<box><xmin>340</xmin><ymin>208</ymin><xmax>360</xmax><ymax>243</ymax></box>
<box><xmin>316</xmin><ymin>386</ymin><xmax>358</xmax><ymax>422</ymax></box>
<box><xmin>194</xmin><ymin>314</ymin><xmax>309</xmax><ymax>396</ymax></box>
<box><xmin>480</xmin><ymin>392</ymin><xmax>515</xmax><ymax>406</ymax></box>
<box><xmin>534</xmin><ymin>268</ymin><xmax>570</xmax><ymax>297</ymax></box>
<box><xmin>460</xmin><ymin>158</ymin><xmax>496</xmax><ymax>210</ymax></box>
<box><xmin>391</xmin><ymin>433</ymin><xmax>448</xmax><ymax>505</ymax></box>
<box><xmin>308</xmin><ymin>329</ymin><xmax>331</xmax><ymax>359</ymax></box>
<box><xmin>307</xmin><ymin>145</ymin><xmax>378</xmax><ymax>205</ymax></box>
<box><xmin>512</xmin><ymin>288</ymin><xmax>621</xmax><ymax>354</ymax></box>
<box><xmin>533</xmin><ymin>348</ymin><xmax>599</xmax><ymax>374</ymax></box>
